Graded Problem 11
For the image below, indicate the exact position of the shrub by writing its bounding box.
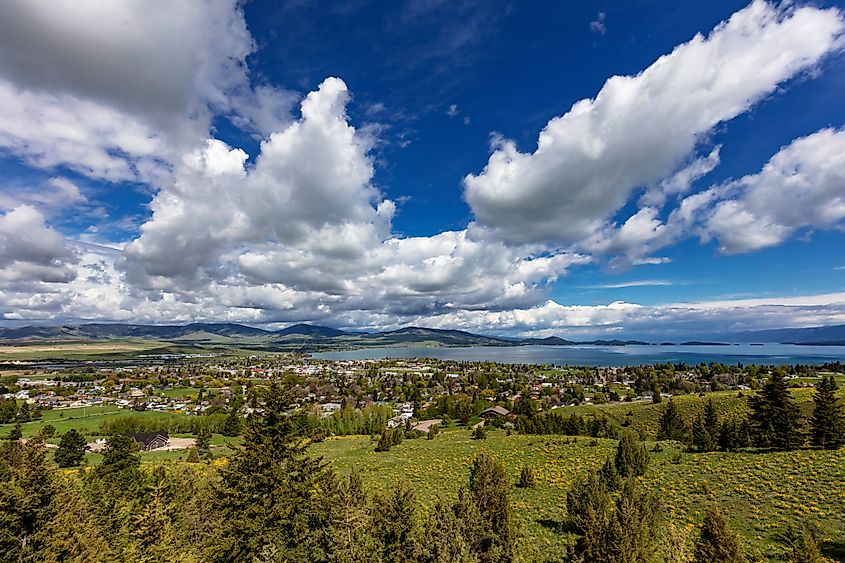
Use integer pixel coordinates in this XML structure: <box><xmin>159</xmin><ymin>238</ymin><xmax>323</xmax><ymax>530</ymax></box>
<box><xmin>516</xmin><ymin>465</ymin><xmax>536</xmax><ymax>488</ymax></box>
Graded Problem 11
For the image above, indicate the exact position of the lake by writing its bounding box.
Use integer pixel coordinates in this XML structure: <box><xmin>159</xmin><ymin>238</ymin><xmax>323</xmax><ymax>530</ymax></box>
<box><xmin>311</xmin><ymin>343</ymin><xmax>845</xmax><ymax>367</ymax></box>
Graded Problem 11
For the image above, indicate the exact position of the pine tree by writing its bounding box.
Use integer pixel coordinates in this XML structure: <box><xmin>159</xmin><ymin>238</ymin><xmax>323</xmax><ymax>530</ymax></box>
<box><xmin>128</xmin><ymin>470</ymin><xmax>176</xmax><ymax>563</ymax></box>
<box><xmin>37</xmin><ymin>474</ymin><xmax>112</xmax><ymax>562</ymax></box>
<box><xmin>327</xmin><ymin>472</ymin><xmax>378</xmax><ymax>561</ymax></box>
<box><xmin>221</xmin><ymin>408</ymin><xmax>242</xmax><ymax>437</ymax></box>
<box><xmin>0</xmin><ymin>434</ymin><xmax>54</xmax><ymax>561</ymax></box>
<box><xmin>810</xmin><ymin>374</ymin><xmax>844</xmax><ymax>449</ymax></box>
<box><xmin>692</xmin><ymin>415</ymin><xmax>717</xmax><ymax>453</ymax></box>
<box><xmin>372</xmin><ymin>481</ymin><xmax>418</xmax><ymax>563</ymax></box>
<box><xmin>694</xmin><ymin>504</ymin><xmax>745</xmax><ymax>563</ymax></box>
<box><xmin>461</xmin><ymin>452</ymin><xmax>518</xmax><ymax>563</ymax></box>
<box><xmin>658</xmin><ymin>399</ymin><xmax>688</xmax><ymax>442</ymax></box>
<box><xmin>614</xmin><ymin>431</ymin><xmax>650</xmax><ymax>478</ymax></box>
<box><xmin>8</xmin><ymin>422</ymin><xmax>22</xmax><ymax>441</ymax></box>
<box><xmin>96</xmin><ymin>433</ymin><xmax>140</xmax><ymax>477</ymax></box>
<box><xmin>516</xmin><ymin>465</ymin><xmax>536</xmax><ymax>489</ymax></box>
<box><xmin>782</xmin><ymin>524</ymin><xmax>824</xmax><ymax>563</ymax></box>
<box><xmin>55</xmin><ymin>429</ymin><xmax>88</xmax><ymax>468</ymax></box>
<box><xmin>417</xmin><ymin>501</ymin><xmax>476</xmax><ymax>563</ymax></box>
<box><xmin>194</xmin><ymin>426</ymin><xmax>212</xmax><ymax>459</ymax></box>
<box><xmin>210</xmin><ymin>379</ymin><xmax>336</xmax><ymax>562</ymax></box>
<box><xmin>16</xmin><ymin>401</ymin><xmax>31</xmax><ymax>423</ymax></box>
<box><xmin>608</xmin><ymin>478</ymin><xmax>661</xmax><ymax>562</ymax></box>
<box><xmin>749</xmin><ymin>371</ymin><xmax>804</xmax><ymax>450</ymax></box>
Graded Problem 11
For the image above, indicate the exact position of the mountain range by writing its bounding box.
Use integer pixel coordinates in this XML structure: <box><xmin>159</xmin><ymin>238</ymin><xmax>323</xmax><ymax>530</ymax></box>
<box><xmin>0</xmin><ymin>322</ymin><xmax>843</xmax><ymax>349</ymax></box>
<box><xmin>0</xmin><ymin>322</ymin><xmax>647</xmax><ymax>350</ymax></box>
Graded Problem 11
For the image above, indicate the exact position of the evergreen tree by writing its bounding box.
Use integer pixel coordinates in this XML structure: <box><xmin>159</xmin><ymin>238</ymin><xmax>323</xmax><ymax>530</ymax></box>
<box><xmin>749</xmin><ymin>372</ymin><xmax>804</xmax><ymax>450</ymax></box>
<box><xmin>128</xmin><ymin>469</ymin><xmax>176</xmax><ymax>563</ymax></box>
<box><xmin>782</xmin><ymin>524</ymin><xmax>824</xmax><ymax>563</ymax></box>
<box><xmin>0</xmin><ymin>398</ymin><xmax>17</xmax><ymax>423</ymax></box>
<box><xmin>516</xmin><ymin>465</ymin><xmax>536</xmax><ymax>489</ymax></box>
<box><xmin>597</xmin><ymin>456</ymin><xmax>622</xmax><ymax>491</ymax></box>
<box><xmin>657</xmin><ymin>399</ymin><xmax>688</xmax><ymax>442</ymax></box>
<box><xmin>16</xmin><ymin>401</ymin><xmax>31</xmax><ymax>423</ymax></box>
<box><xmin>614</xmin><ymin>431</ymin><xmax>649</xmax><ymax>478</ymax></box>
<box><xmin>37</xmin><ymin>474</ymin><xmax>112</xmax><ymax>562</ymax></box>
<box><xmin>8</xmin><ymin>422</ymin><xmax>22</xmax><ymax>441</ymax></box>
<box><xmin>210</xmin><ymin>380</ymin><xmax>336</xmax><ymax>562</ymax></box>
<box><xmin>96</xmin><ymin>433</ymin><xmax>141</xmax><ymax>477</ymax></box>
<box><xmin>372</xmin><ymin>481</ymin><xmax>418</xmax><ymax>563</ymax></box>
<box><xmin>568</xmin><ymin>472</ymin><xmax>660</xmax><ymax>563</ymax></box>
<box><xmin>810</xmin><ymin>374</ymin><xmax>844</xmax><ymax>449</ymax></box>
<box><xmin>221</xmin><ymin>408</ymin><xmax>242</xmax><ymax>437</ymax></box>
<box><xmin>185</xmin><ymin>446</ymin><xmax>200</xmax><ymax>463</ymax></box>
<box><xmin>461</xmin><ymin>452</ymin><xmax>518</xmax><ymax>563</ymax></box>
<box><xmin>609</xmin><ymin>478</ymin><xmax>661</xmax><ymax>562</ymax></box>
<box><xmin>717</xmin><ymin>419</ymin><xmax>751</xmax><ymax>452</ymax></box>
<box><xmin>692</xmin><ymin>415</ymin><xmax>717</xmax><ymax>453</ymax></box>
<box><xmin>694</xmin><ymin>504</ymin><xmax>745</xmax><ymax>563</ymax></box>
<box><xmin>470</xmin><ymin>425</ymin><xmax>487</xmax><ymax>440</ymax></box>
<box><xmin>327</xmin><ymin>472</ymin><xmax>378</xmax><ymax>561</ymax></box>
<box><xmin>55</xmin><ymin>429</ymin><xmax>87</xmax><ymax>468</ymax></box>
<box><xmin>417</xmin><ymin>501</ymin><xmax>476</xmax><ymax>563</ymax></box>
<box><xmin>0</xmin><ymin>434</ymin><xmax>54</xmax><ymax>561</ymax></box>
<box><xmin>194</xmin><ymin>426</ymin><xmax>212</xmax><ymax>459</ymax></box>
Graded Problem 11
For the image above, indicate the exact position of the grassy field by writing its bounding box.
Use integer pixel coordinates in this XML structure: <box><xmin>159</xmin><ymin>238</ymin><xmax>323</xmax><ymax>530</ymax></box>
<box><xmin>1</xmin><ymin>405</ymin><xmax>125</xmax><ymax>439</ymax></box>
<box><xmin>311</xmin><ymin>427</ymin><xmax>845</xmax><ymax>562</ymax></box>
<box><xmin>569</xmin><ymin>388</ymin><xmax>818</xmax><ymax>439</ymax></box>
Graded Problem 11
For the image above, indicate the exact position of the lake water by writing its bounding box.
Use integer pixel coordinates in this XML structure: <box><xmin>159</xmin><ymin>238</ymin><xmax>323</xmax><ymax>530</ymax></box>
<box><xmin>311</xmin><ymin>344</ymin><xmax>845</xmax><ymax>367</ymax></box>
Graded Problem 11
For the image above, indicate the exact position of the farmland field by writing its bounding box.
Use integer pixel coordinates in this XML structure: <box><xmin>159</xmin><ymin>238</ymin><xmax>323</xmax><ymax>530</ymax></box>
<box><xmin>311</xmin><ymin>427</ymin><xmax>845</xmax><ymax>561</ymax></box>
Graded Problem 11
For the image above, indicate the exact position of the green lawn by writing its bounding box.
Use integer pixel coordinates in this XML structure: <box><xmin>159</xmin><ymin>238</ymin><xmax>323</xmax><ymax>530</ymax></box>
<box><xmin>1</xmin><ymin>405</ymin><xmax>178</xmax><ymax>441</ymax></box>
<box><xmin>311</xmin><ymin>427</ymin><xmax>845</xmax><ymax>561</ymax></box>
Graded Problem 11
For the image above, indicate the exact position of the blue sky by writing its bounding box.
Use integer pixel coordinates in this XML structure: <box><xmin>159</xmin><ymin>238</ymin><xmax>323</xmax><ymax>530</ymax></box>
<box><xmin>0</xmin><ymin>0</ymin><xmax>844</xmax><ymax>337</ymax></box>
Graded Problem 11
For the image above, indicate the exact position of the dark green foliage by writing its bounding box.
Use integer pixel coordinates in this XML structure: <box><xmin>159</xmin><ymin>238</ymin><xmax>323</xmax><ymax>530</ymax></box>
<box><xmin>749</xmin><ymin>371</ymin><xmax>804</xmax><ymax>450</ymax></box>
<box><xmin>470</xmin><ymin>425</ymin><xmax>487</xmax><ymax>440</ymax></box>
<box><xmin>427</xmin><ymin>424</ymin><xmax>439</xmax><ymax>440</ymax></box>
<box><xmin>810</xmin><ymin>374</ymin><xmax>844</xmax><ymax>449</ymax></box>
<box><xmin>515</xmin><ymin>411</ymin><xmax>617</xmax><ymax>438</ymax></box>
<box><xmin>516</xmin><ymin>465</ymin><xmax>536</xmax><ymax>489</ymax></box>
<box><xmin>210</xmin><ymin>380</ymin><xmax>336</xmax><ymax>562</ymax></box>
<box><xmin>461</xmin><ymin>452</ymin><xmax>518</xmax><ymax>563</ymax></box>
<box><xmin>0</xmin><ymin>434</ymin><xmax>53</xmax><ymax>561</ymax></box>
<box><xmin>614</xmin><ymin>430</ymin><xmax>649</xmax><ymax>478</ymax></box>
<box><xmin>610</xmin><ymin>479</ymin><xmax>661</xmax><ymax>562</ymax></box>
<box><xmin>195</xmin><ymin>425</ymin><xmax>212</xmax><ymax>459</ymax></box>
<box><xmin>54</xmin><ymin>429</ymin><xmax>87</xmax><ymax>468</ymax></box>
<box><xmin>97</xmin><ymin>434</ymin><xmax>141</xmax><ymax>477</ymax></box>
<box><xmin>566</xmin><ymin>470</ymin><xmax>610</xmax><ymax>538</ymax></box>
<box><xmin>372</xmin><ymin>481</ymin><xmax>418</xmax><ymax>562</ymax></box>
<box><xmin>8</xmin><ymin>422</ymin><xmax>22</xmax><ymax>441</ymax></box>
<box><xmin>567</xmin><ymin>471</ymin><xmax>660</xmax><ymax>563</ymax></box>
<box><xmin>652</xmin><ymin>390</ymin><xmax>663</xmax><ymax>404</ymax></box>
<box><xmin>657</xmin><ymin>399</ymin><xmax>688</xmax><ymax>443</ymax></box>
<box><xmin>41</xmin><ymin>424</ymin><xmax>56</xmax><ymax>438</ymax></box>
<box><xmin>375</xmin><ymin>427</ymin><xmax>404</xmax><ymax>452</ymax></box>
<box><xmin>0</xmin><ymin>398</ymin><xmax>16</xmax><ymax>423</ymax></box>
<box><xmin>221</xmin><ymin>408</ymin><xmax>242</xmax><ymax>437</ymax></box>
<box><xmin>598</xmin><ymin>456</ymin><xmax>622</xmax><ymax>491</ymax></box>
<box><xmin>693</xmin><ymin>399</ymin><xmax>719</xmax><ymax>452</ymax></box>
<box><xmin>780</xmin><ymin>524</ymin><xmax>824</xmax><ymax>563</ymax></box>
<box><xmin>417</xmin><ymin>501</ymin><xmax>475</xmax><ymax>563</ymax></box>
<box><xmin>694</xmin><ymin>504</ymin><xmax>745</xmax><ymax>563</ymax></box>
<box><xmin>327</xmin><ymin>471</ymin><xmax>379</xmax><ymax>561</ymax></box>
<box><xmin>16</xmin><ymin>401</ymin><xmax>30</xmax><ymax>423</ymax></box>
<box><xmin>128</xmin><ymin>469</ymin><xmax>178</xmax><ymax>562</ymax></box>
<box><xmin>717</xmin><ymin>418</ymin><xmax>752</xmax><ymax>452</ymax></box>
<box><xmin>185</xmin><ymin>446</ymin><xmax>200</xmax><ymax>463</ymax></box>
